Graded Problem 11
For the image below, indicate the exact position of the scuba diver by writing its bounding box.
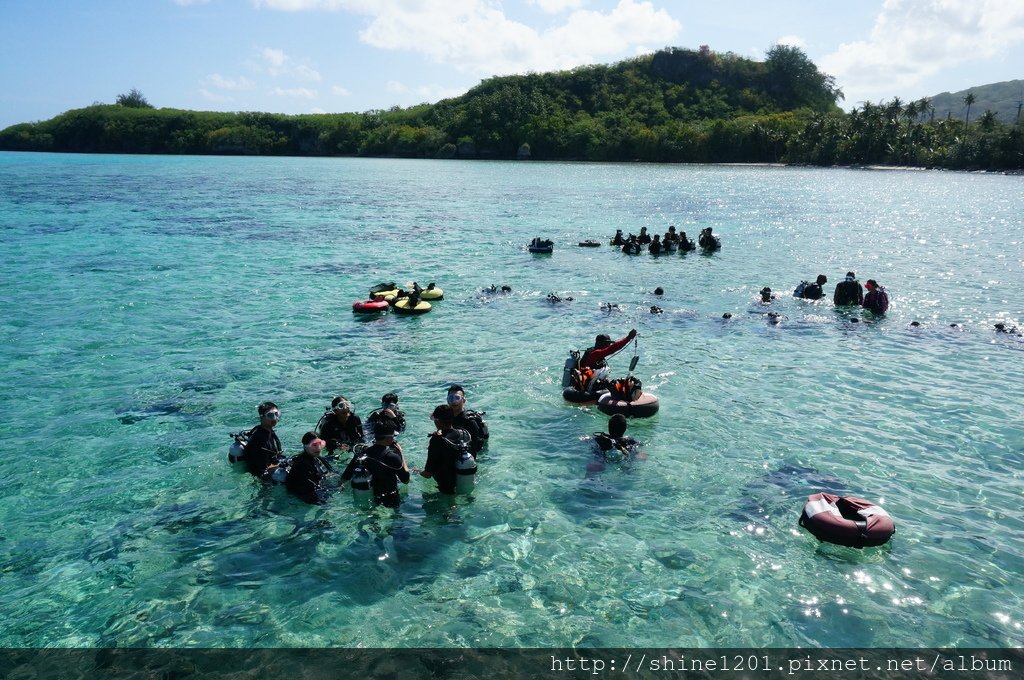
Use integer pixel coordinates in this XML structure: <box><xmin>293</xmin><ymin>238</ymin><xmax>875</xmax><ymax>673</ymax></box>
<box><xmin>580</xmin><ymin>329</ymin><xmax>637</xmax><ymax>370</ymax></box>
<box><xmin>565</xmin><ymin>329</ymin><xmax>637</xmax><ymax>396</ymax></box>
<box><xmin>446</xmin><ymin>384</ymin><xmax>489</xmax><ymax>454</ymax></box>
<box><xmin>795</xmin><ymin>274</ymin><xmax>828</xmax><ymax>300</ymax></box>
<box><xmin>367</xmin><ymin>393</ymin><xmax>406</xmax><ymax>439</ymax></box>
<box><xmin>316</xmin><ymin>396</ymin><xmax>365</xmax><ymax>454</ymax></box>
<box><xmin>664</xmin><ymin>226</ymin><xmax>679</xmax><ymax>243</ymax></box>
<box><xmin>649</xmin><ymin>234</ymin><xmax>663</xmax><ymax>255</ymax></box>
<box><xmin>862</xmin><ymin>279</ymin><xmax>890</xmax><ymax>315</ymax></box>
<box><xmin>419</xmin><ymin>404</ymin><xmax>475</xmax><ymax>495</ymax></box>
<box><xmin>586</xmin><ymin>414</ymin><xmax>646</xmax><ymax>476</ymax></box>
<box><xmin>340</xmin><ymin>416</ymin><xmax>409</xmax><ymax>509</ymax></box>
<box><xmin>243</xmin><ymin>401</ymin><xmax>287</xmax><ymax>481</ymax></box>
<box><xmin>679</xmin><ymin>231</ymin><xmax>696</xmax><ymax>251</ymax></box>
<box><xmin>759</xmin><ymin>287</ymin><xmax>775</xmax><ymax>304</ymax></box>
<box><xmin>611</xmin><ymin>229</ymin><xmax>625</xmax><ymax>246</ymax></box>
<box><xmin>833</xmin><ymin>271</ymin><xmax>864</xmax><ymax>306</ymax></box>
<box><xmin>621</xmin><ymin>234</ymin><xmax>642</xmax><ymax>254</ymax></box>
<box><xmin>698</xmin><ymin>227</ymin><xmax>721</xmax><ymax>251</ymax></box>
<box><xmin>286</xmin><ymin>432</ymin><xmax>332</xmax><ymax>505</ymax></box>
<box><xmin>637</xmin><ymin>227</ymin><xmax>652</xmax><ymax>245</ymax></box>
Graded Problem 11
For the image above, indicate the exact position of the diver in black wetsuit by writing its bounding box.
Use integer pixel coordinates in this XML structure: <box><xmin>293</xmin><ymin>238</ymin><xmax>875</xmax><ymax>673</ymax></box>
<box><xmin>341</xmin><ymin>416</ymin><xmax>409</xmax><ymax>508</ymax></box>
<box><xmin>316</xmin><ymin>396</ymin><xmax>365</xmax><ymax>454</ymax></box>
<box><xmin>447</xmin><ymin>384</ymin><xmax>488</xmax><ymax>454</ymax></box>
<box><xmin>419</xmin><ymin>404</ymin><xmax>473</xmax><ymax>495</ymax></box>
<box><xmin>798</xmin><ymin>274</ymin><xmax>828</xmax><ymax>300</ymax></box>
<box><xmin>833</xmin><ymin>271</ymin><xmax>864</xmax><ymax>306</ymax></box>
<box><xmin>366</xmin><ymin>393</ymin><xmax>406</xmax><ymax>439</ymax></box>
<box><xmin>698</xmin><ymin>227</ymin><xmax>721</xmax><ymax>251</ymax></box>
<box><xmin>243</xmin><ymin>401</ymin><xmax>286</xmax><ymax>480</ymax></box>
<box><xmin>586</xmin><ymin>414</ymin><xmax>645</xmax><ymax>476</ymax></box>
<box><xmin>286</xmin><ymin>432</ymin><xmax>331</xmax><ymax>504</ymax></box>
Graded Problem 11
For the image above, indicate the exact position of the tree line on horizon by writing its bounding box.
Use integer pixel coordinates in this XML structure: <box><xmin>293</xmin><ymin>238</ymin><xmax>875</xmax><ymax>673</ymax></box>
<box><xmin>1</xmin><ymin>46</ymin><xmax>1021</xmax><ymax>170</ymax></box>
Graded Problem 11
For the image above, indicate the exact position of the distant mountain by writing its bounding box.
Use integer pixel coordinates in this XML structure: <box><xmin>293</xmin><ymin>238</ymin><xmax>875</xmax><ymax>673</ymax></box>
<box><xmin>924</xmin><ymin>79</ymin><xmax>1023</xmax><ymax>124</ymax></box>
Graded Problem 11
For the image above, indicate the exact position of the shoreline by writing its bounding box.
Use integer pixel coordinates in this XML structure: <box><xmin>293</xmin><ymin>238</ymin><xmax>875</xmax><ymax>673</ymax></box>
<box><xmin>1</xmin><ymin>148</ymin><xmax>1021</xmax><ymax>175</ymax></box>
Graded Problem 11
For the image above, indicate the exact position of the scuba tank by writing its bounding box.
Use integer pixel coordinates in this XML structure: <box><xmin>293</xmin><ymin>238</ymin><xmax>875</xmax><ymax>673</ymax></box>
<box><xmin>455</xmin><ymin>448</ymin><xmax>477</xmax><ymax>494</ymax></box>
<box><xmin>349</xmin><ymin>444</ymin><xmax>373</xmax><ymax>500</ymax></box>
<box><xmin>562</xmin><ymin>350</ymin><xmax>580</xmax><ymax>388</ymax></box>
<box><xmin>592</xmin><ymin>433</ymin><xmax>637</xmax><ymax>464</ymax></box>
<box><xmin>228</xmin><ymin>430</ymin><xmax>250</xmax><ymax>464</ymax></box>
<box><xmin>271</xmin><ymin>465</ymin><xmax>289</xmax><ymax>484</ymax></box>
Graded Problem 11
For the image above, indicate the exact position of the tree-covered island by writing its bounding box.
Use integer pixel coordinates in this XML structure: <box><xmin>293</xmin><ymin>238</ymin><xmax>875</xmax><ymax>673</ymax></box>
<box><xmin>1</xmin><ymin>46</ymin><xmax>1021</xmax><ymax>170</ymax></box>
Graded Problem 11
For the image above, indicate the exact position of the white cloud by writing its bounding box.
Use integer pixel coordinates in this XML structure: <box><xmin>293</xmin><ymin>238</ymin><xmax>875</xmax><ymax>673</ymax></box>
<box><xmin>536</xmin><ymin>0</ymin><xmax>680</xmax><ymax>69</ymax></box>
<box><xmin>252</xmin><ymin>0</ymin><xmax>330</xmax><ymax>8</ymax></box>
<box><xmin>256</xmin><ymin>0</ymin><xmax>681</xmax><ymax>76</ymax></box>
<box><xmin>271</xmin><ymin>86</ymin><xmax>319</xmax><ymax>99</ymax></box>
<box><xmin>528</xmin><ymin>0</ymin><xmax>587</xmax><ymax>13</ymax></box>
<box><xmin>331</xmin><ymin>85</ymin><xmax>352</xmax><ymax>96</ymax></box>
<box><xmin>310</xmin><ymin>107</ymin><xmax>327</xmax><ymax>113</ymax></box>
<box><xmin>821</xmin><ymin>0</ymin><xmax>1024</xmax><ymax>103</ymax></box>
<box><xmin>259</xmin><ymin>47</ymin><xmax>322</xmax><ymax>82</ymax></box>
<box><xmin>387</xmin><ymin>80</ymin><xmax>469</xmax><ymax>102</ymax></box>
<box><xmin>775</xmin><ymin>35</ymin><xmax>806</xmax><ymax>49</ymax></box>
<box><xmin>203</xmin><ymin>74</ymin><xmax>256</xmax><ymax>91</ymax></box>
<box><xmin>199</xmin><ymin>89</ymin><xmax>234</xmax><ymax>103</ymax></box>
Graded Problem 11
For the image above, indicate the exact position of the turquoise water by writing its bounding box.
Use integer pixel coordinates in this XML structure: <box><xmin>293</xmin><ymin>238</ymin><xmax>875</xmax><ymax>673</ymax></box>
<box><xmin>1</xmin><ymin>152</ymin><xmax>1022</xmax><ymax>648</ymax></box>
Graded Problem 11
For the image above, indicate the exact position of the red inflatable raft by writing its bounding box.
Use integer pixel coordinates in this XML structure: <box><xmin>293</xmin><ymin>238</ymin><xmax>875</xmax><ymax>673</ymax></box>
<box><xmin>352</xmin><ymin>298</ymin><xmax>389</xmax><ymax>314</ymax></box>
<box><xmin>799</xmin><ymin>493</ymin><xmax>895</xmax><ymax>548</ymax></box>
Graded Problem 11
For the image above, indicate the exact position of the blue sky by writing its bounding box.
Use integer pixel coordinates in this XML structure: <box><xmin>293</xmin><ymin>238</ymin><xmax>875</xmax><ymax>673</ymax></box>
<box><xmin>2</xmin><ymin>0</ymin><xmax>1023</xmax><ymax>130</ymax></box>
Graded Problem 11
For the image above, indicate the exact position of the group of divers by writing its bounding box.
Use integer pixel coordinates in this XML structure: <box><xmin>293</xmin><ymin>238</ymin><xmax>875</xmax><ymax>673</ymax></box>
<box><xmin>528</xmin><ymin>225</ymin><xmax>720</xmax><ymax>255</ymax></box>
<box><xmin>610</xmin><ymin>225</ymin><xmax>720</xmax><ymax>255</ymax></box>
<box><xmin>229</xmin><ymin>331</ymin><xmax>652</xmax><ymax>508</ymax></box>
<box><xmin>231</xmin><ymin>384</ymin><xmax>644</xmax><ymax>512</ymax></box>
<box><xmin>230</xmin><ymin>386</ymin><xmax>490</xmax><ymax>507</ymax></box>
<box><xmin>535</xmin><ymin>225</ymin><xmax>1020</xmax><ymax>332</ymax></box>
<box><xmin>230</xmin><ymin>231</ymin><xmax>1015</xmax><ymax>544</ymax></box>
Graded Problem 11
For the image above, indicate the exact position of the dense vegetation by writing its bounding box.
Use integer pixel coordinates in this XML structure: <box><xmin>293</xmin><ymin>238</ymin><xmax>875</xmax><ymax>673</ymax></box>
<box><xmin>786</xmin><ymin>96</ymin><xmax>1023</xmax><ymax>169</ymax></box>
<box><xmin>1</xmin><ymin>46</ymin><xmax>1021</xmax><ymax>169</ymax></box>
<box><xmin>924</xmin><ymin>79</ymin><xmax>1023</xmax><ymax>125</ymax></box>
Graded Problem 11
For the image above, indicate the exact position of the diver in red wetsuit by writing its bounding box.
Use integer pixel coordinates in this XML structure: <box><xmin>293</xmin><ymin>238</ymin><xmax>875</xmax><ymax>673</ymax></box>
<box><xmin>579</xmin><ymin>329</ymin><xmax>637</xmax><ymax>370</ymax></box>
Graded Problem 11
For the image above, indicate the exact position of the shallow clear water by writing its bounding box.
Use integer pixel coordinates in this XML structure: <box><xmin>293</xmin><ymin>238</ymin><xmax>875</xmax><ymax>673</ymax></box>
<box><xmin>1</xmin><ymin>152</ymin><xmax>1022</xmax><ymax>648</ymax></box>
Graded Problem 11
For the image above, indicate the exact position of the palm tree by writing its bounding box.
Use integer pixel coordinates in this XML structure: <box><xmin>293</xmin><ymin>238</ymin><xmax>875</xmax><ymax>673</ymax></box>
<box><xmin>963</xmin><ymin>92</ymin><xmax>976</xmax><ymax>126</ymax></box>
<box><xmin>979</xmin><ymin>110</ymin><xmax>997</xmax><ymax>131</ymax></box>
<box><xmin>904</xmin><ymin>99</ymin><xmax>920</xmax><ymax>124</ymax></box>
<box><xmin>886</xmin><ymin>97</ymin><xmax>903</xmax><ymax>125</ymax></box>
<box><xmin>918</xmin><ymin>98</ymin><xmax>934</xmax><ymax>124</ymax></box>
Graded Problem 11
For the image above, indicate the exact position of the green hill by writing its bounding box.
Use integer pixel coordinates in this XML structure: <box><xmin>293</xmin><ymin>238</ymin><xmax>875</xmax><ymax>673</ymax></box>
<box><xmin>4</xmin><ymin>47</ymin><xmax>1021</xmax><ymax>170</ymax></box>
<box><xmin>0</xmin><ymin>45</ymin><xmax>841</xmax><ymax>162</ymax></box>
<box><xmin>924</xmin><ymin>80</ymin><xmax>1024</xmax><ymax>124</ymax></box>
